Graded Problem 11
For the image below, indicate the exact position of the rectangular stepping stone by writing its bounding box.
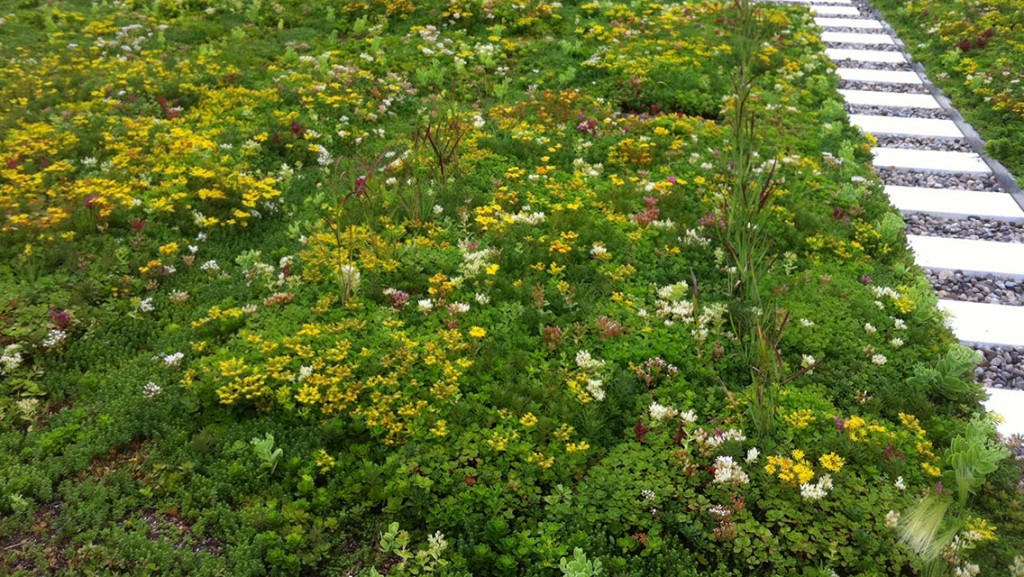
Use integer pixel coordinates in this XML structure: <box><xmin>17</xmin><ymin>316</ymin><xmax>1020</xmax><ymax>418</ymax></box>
<box><xmin>850</xmin><ymin>114</ymin><xmax>963</xmax><ymax>137</ymax></box>
<box><xmin>937</xmin><ymin>299</ymin><xmax>1024</xmax><ymax>347</ymax></box>
<box><xmin>837</xmin><ymin>68</ymin><xmax>921</xmax><ymax>84</ymax></box>
<box><xmin>872</xmin><ymin>148</ymin><xmax>990</xmax><ymax>173</ymax></box>
<box><xmin>983</xmin><ymin>387</ymin><xmax>1024</xmax><ymax>438</ymax></box>
<box><xmin>838</xmin><ymin>89</ymin><xmax>941</xmax><ymax>108</ymax></box>
<box><xmin>811</xmin><ymin>5</ymin><xmax>861</xmax><ymax>15</ymax></box>
<box><xmin>885</xmin><ymin>186</ymin><xmax>1024</xmax><ymax>222</ymax></box>
<box><xmin>821</xmin><ymin>31</ymin><xmax>895</xmax><ymax>44</ymax></box>
<box><xmin>909</xmin><ymin>235</ymin><xmax>1024</xmax><ymax>279</ymax></box>
<box><xmin>825</xmin><ymin>48</ymin><xmax>906</xmax><ymax>63</ymax></box>
<box><xmin>815</xmin><ymin>17</ymin><xmax>885</xmax><ymax>29</ymax></box>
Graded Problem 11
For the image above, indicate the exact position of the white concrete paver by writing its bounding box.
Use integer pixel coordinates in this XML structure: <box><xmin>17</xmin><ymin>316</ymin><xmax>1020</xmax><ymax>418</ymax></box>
<box><xmin>908</xmin><ymin>235</ymin><xmax>1024</xmax><ymax>279</ymax></box>
<box><xmin>851</xmin><ymin>115</ymin><xmax>963</xmax><ymax>137</ymax></box>
<box><xmin>885</xmin><ymin>186</ymin><xmax>1024</xmax><ymax>222</ymax></box>
<box><xmin>838</xmin><ymin>89</ymin><xmax>941</xmax><ymax>108</ymax></box>
<box><xmin>837</xmin><ymin>68</ymin><xmax>922</xmax><ymax>84</ymax></box>
<box><xmin>826</xmin><ymin>48</ymin><xmax>907</xmax><ymax>63</ymax></box>
<box><xmin>815</xmin><ymin>17</ymin><xmax>885</xmax><ymax>29</ymax></box>
<box><xmin>872</xmin><ymin>148</ymin><xmax>991</xmax><ymax>173</ymax></box>
<box><xmin>811</xmin><ymin>5</ymin><xmax>861</xmax><ymax>15</ymax></box>
<box><xmin>822</xmin><ymin>31</ymin><xmax>896</xmax><ymax>44</ymax></box>
<box><xmin>938</xmin><ymin>300</ymin><xmax>1024</xmax><ymax>348</ymax></box>
<box><xmin>982</xmin><ymin>387</ymin><xmax>1024</xmax><ymax>437</ymax></box>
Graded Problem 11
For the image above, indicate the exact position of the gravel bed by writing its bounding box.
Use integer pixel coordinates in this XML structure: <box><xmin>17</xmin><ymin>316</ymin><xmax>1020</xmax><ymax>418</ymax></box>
<box><xmin>930</xmin><ymin>270</ymin><xmax>1024</xmax><ymax>306</ymax></box>
<box><xmin>824</xmin><ymin>42</ymin><xmax>901</xmax><ymax>52</ymax></box>
<box><xmin>830</xmin><ymin>60</ymin><xmax>911</xmax><ymax>71</ymax></box>
<box><xmin>907</xmin><ymin>214</ymin><xmax>1024</xmax><ymax>242</ymax></box>
<box><xmin>846</xmin><ymin>104</ymin><xmax>949</xmax><ymax>119</ymax></box>
<box><xmin>839</xmin><ymin>80</ymin><xmax>931</xmax><ymax>94</ymax></box>
<box><xmin>873</xmin><ymin>134</ymin><xmax>972</xmax><ymax>152</ymax></box>
<box><xmin>874</xmin><ymin>167</ymin><xmax>1004</xmax><ymax>192</ymax></box>
<box><xmin>974</xmin><ymin>345</ymin><xmax>1024</xmax><ymax>390</ymax></box>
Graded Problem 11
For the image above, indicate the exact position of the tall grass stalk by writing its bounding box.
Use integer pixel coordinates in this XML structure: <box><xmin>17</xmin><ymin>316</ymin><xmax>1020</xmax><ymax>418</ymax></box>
<box><xmin>720</xmin><ymin>0</ymin><xmax>785</xmax><ymax>438</ymax></box>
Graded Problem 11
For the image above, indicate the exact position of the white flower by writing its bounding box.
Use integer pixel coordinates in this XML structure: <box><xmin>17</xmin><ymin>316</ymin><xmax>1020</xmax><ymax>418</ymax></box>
<box><xmin>799</xmin><ymin>318</ymin><xmax>815</xmax><ymax>327</ymax></box>
<box><xmin>799</xmin><ymin>474</ymin><xmax>833</xmax><ymax>500</ymax></box>
<box><xmin>575</xmin><ymin>350</ymin><xmax>606</xmax><ymax>372</ymax></box>
<box><xmin>138</xmin><ymin>297</ymin><xmax>155</xmax><ymax>313</ymax></box>
<box><xmin>871</xmin><ymin>354</ymin><xmax>887</xmax><ymax>366</ymax></box>
<box><xmin>641</xmin><ymin>489</ymin><xmax>656</xmax><ymax>501</ymax></box>
<box><xmin>143</xmin><ymin>382</ymin><xmax>162</xmax><ymax>398</ymax></box>
<box><xmin>163</xmin><ymin>352</ymin><xmax>184</xmax><ymax>367</ymax></box>
<box><xmin>0</xmin><ymin>344</ymin><xmax>23</xmax><ymax>374</ymax></box>
<box><xmin>889</xmin><ymin>337</ymin><xmax>904</xmax><ymax>349</ymax></box>
<box><xmin>449</xmin><ymin>302</ymin><xmax>470</xmax><ymax>314</ymax></box>
<box><xmin>428</xmin><ymin>531</ymin><xmax>448</xmax><ymax>552</ymax></box>
<box><xmin>298</xmin><ymin>365</ymin><xmax>313</xmax><ymax>382</ymax></box>
<box><xmin>895</xmin><ymin>476</ymin><xmax>906</xmax><ymax>491</ymax></box>
<box><xmin>314</xmin><ymin>144</ymin><xmax>333</xmax><ymax>167</ymax></box>
<box><xmin>864</xmin><ymin>323</ymin><xmax>876</xmax><ymax>334</ymax></box>
<box><xmin>474</xmin><ymin>293</ymin><xmax>490</xmax><ymax>305</ymax></box>
<box><xmin>746</xmin><ymin>447</ymin><xmax>760</xmax><ymax>463</ymax></box>
<box><xmin>585</xmin><ymin>379</ymin><xmax>605</xmax><ymax>402</ymax></box>
<box><xmin>590</xmin><ymin>244</ymin><xmax>608</xmax><ymax>258</ymax></box>
<box><xmin>338</xmin><ymin>264</ymin><xmax>360</xmax><ymax>291</ymax></box>
<box><xmin>801</xmin><ymin>354</ymin><xmax>816</xmax><ymax>368</ymax></box>
<box><xmin>678</xmin><ymin>410</ymin><xmax>697</xmax><ymax>424</ymax></box>
<box><xmin>885</xmin><ymin>510</ymin><xmax>900</xmax><ymax>529</ymax></box>
<box><xmin>894</xmin><ymin>318</ymin><xmax>907</xmax><ymax>330</ymax></box>
<box><xmin>656</xmin><ymin>281</ymin><xmax>689</xmax><ymax>302</ymax></box>
<box><xmin>649</xmin><ymin>402</ymin><xmax>679</xmax><ymax>422</ymax></box>
<box><xmin>43</xmin><ymin>329</ymin><xmax>67</xmax><ymax>349</ymax></box>
<box><xmin>418</xmin><ymin>299</ymin><xmax>434</xmax><ymax>312</ymax></box>
<box><xmin>433</xmin><ymin>204</ymin><xmax>444</xmax><ymax>214</ymax></box>
<box><xmin>200</xmin><ymin>259</ymin><xmax>220</xmax><ymax>272</ymax></box>
<box><xmin>712</xmin><ymin>456</ymin><xmax>749</xmax><ymax>485</ymax></box>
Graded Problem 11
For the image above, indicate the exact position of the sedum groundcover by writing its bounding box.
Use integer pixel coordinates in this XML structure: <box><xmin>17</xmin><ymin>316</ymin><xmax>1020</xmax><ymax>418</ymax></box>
<box><xmin>0</xmin><ymin>0</ymin><xmax>1022</xmax><ymax>575</ymax></box>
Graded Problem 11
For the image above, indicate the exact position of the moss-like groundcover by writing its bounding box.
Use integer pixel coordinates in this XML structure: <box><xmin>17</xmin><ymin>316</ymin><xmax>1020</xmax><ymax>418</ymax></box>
<box><xmin>0</xmin><ymin>0</ymin><xmax>1022</xmax><ymax>575</ymax></box>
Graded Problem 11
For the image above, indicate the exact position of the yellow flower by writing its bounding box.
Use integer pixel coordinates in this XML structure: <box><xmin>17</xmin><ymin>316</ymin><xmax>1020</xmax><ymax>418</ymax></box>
<box><xmin>963</xmin><ymin>517</ymin><xmax>998</xmax><ymax>542</ymax></box>
<box><xmin>519</xmin><ymin>413</ymin><xmax>538</xmax><ymax>428</ymax></box>
<box><xmin>554</xmin><ymin>423</ymin><xmax>574</xmax><ymax>441</ymax></box>
<box><xmin>793</xmin><ymin>463</ymin><xmax>815</xmax><ymax>484</ymax></box>
<box><xmin>922</xmin><ymin>462</ymin><xmax>942</xmax><ymax>477</ymax></box>
<box><xmin>469</xmin><ymin>326</ymin><xmax>487</xmax><ymax>338</ymax></box>
<box><xmin>486</xmin><ymin>263</ymin><xmax>500</xmax><ymax>275</ymax></box>
<box><xmin>430</xmin><ymin>420</ymin><xmax>448</xmax><ymax>437</ymax></box>
<box><xmin>566</xmin><ymin>441</ymin><xmax>590</xmax><ymax>453</ymax></box>
<box><xmin>528</xmin><ymin>451</ymin><xmax>555</xmax><ymax>470</ymax></box>
<box><xmin>819</xmin><ymin>453</ymin><xmax>845</xmax><ymax>473</ymax></box>
<box><xmin>791</xmin><ymin>449</ymin><xmax>805</xmax><ymax>461</ymax></box>
<box><xmin>487</xmin><ymin>431</ymin><xmax>514</xmax><ymax>452</ymax></box>
<box><xmin>315</xmin><ymin>449</ymin><xmax>336</xmax><ymax>473</ymax></box>
<box><xmin>783</xmin><ymin>409</ymin><xmax>816</xmax><ymax>429</ymax></box>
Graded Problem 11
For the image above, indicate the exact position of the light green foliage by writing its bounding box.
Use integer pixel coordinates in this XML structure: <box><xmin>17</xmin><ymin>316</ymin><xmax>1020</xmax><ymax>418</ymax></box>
<box><xmin>947</xmin><ymin>419</ymin><xmax>1008</xmax><ymax>507</ymax></box>
<box><xmin>250</xmin><ymin>433</ymin><xmax>283</xmax><ymax>475</ymax></box>
<box><xmin>907</xmin><ymin>345</ymin><xmax>981</xmax><ymax>402</ymax></box>
<box><xmin>369</xmin><ymin>523</ymin><xmax>454</xmax><ymax>576</ymax></box>
<box><xmin>559</xmin><ymin>548</ymin><xmax>603</xmax><ymax>577</ymax></box>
